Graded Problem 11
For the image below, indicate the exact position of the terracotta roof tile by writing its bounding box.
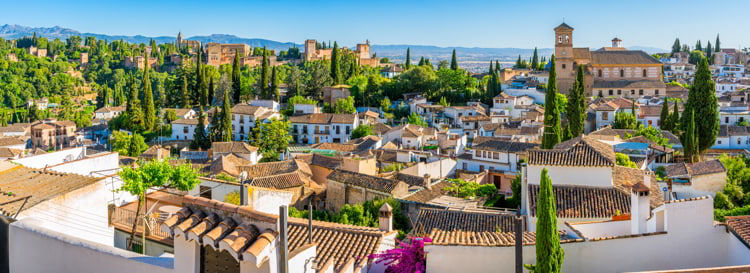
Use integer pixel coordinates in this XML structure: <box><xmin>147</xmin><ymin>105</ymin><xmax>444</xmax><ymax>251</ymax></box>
<box><xmin>403</xmin><ymin>181</ymin><xmax>451</xmax><ymax>203</ymax></box>
<box><xmin>327</xmin><ymin>169</ymin><xmax>403</xmax><ymax>193</ymax></box>
<box><xmin>726</xmin><ymin>216</ymin><xmax>750</xmax><ymax>248</ymax></box>
<box><xmin>0</xmin><ymin>166</ymin><xmax>103</xmax><ymax>216</ymax></box>
<box><xmin>528</xmin><ymin>136</ymin><xmax>615</xmax><ymax>166</ymax></box>
<box><xmin>249</xmin><ymin>172</ymin><xmax>306</xmax><ymax>189</ymax></box>
<box><xmin>528</xmin><ymin>184</ymin><xmax>630</xmax><ymax>218</ymax></box>
<box><xmin>591</xmin><ymin>50</ymin><xmax>662</xmax><ymax>65</ymax></box>
<box><xmin>413</xmin><ymin>208</ymin><xmax>524</xmax><ymax>235</ymax></box>
<box><xmin>472</xmin><ymin>137</ymin><xmax>539</xmax><ymax>153</ymax></box>
<box><xmin>212</xmin><ymin>141</ymin><xmax>259</xmax><ymax>154</ymax></box>
<box><xmin>0</xmin><ymin>137</ymin><xmax>26</xmax><ymax>147</ymax></box>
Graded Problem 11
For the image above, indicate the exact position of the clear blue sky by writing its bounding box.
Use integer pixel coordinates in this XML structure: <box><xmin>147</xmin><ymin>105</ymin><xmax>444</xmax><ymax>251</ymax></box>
<box><xmin>3</xmin><ymin>0</ymin><xmax>748</xmax><ymax>50</ymax></box>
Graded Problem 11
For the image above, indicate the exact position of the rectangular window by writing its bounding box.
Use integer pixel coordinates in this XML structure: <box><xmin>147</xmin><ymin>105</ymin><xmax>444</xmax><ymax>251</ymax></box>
<box><xmin>609</xmin><ymin>90</ymin><xmax>613</xmax><ymax>95</ymax></box>
<box><xmin>617</xmin><ymin>90</ymin><xmax>622</xmax><ymax>95</ymax></box>
<box><xmin>462</xmin><ymin>163</ymin><xmax>468</xmax><ymax>169</ymax></box>
<box><xmin>639</xmin><ymin>90</ymin><xmax>644</xmax><ymax>95</ymax></box>
<box><xmin>631</xmin><ymin>90</ymin><xmax>635</xmax><ymax>95</ymax></box>
<box><xmin>493</xmin><ymin>152</ymin><xmax>499</xmax><ymax>159</ymax></box>
<box><xmin>479</xmin><ymin>165</ymin><xmax>484</xmax><ymax>172</ymax></box>
<box><xmin>602</xmin><ymin>112</ymin><xmax>609</xmax><ymax>121</ymax></box>
<box><xmin>655</xmin><ymin>90</ymin><xmax>659</xmax><ymax>95</ymax></box>
<box><xmin>183</xmin><ymin>126</ymin><xmax>188</xmax><ymax>134</ymax></box>
<box><xmin>475</xmin><ymin>150</ymin><xmax>480</xmax><ymax>157</ymax></box>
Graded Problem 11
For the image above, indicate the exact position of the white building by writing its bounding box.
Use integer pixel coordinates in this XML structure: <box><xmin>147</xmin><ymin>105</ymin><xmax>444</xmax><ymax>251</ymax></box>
<box><xmin>289</xmin><ymin>113</ymin><xmax>359</xmax><ymax>144</ymax></box>
<box><xmin>457</xmin><ymin>137</ymin><xmax>538</xmax><ymax>174</ymax></box>
<box><xmin>211</xmin><ymin>141</ymin><xmax>262</xmax><ymax>164</ymax></box>
<box><xmin>713</xmin><ymin>125</ymin><xmax>750</xmax><ymax>149</ymax></box>
<box><xmin>590</xmin><ymin>97</ymin><xmax>638</xmax><ymax>130</ymax></box>
<box><xmin>250</xmin><ymin>99</ymin><xmax>281</xmax><ymax>112</ymax></box>
<box><xmin>293</xmin><ymin>103</ymin><xmax>321</xmax><ymax>115</ymax></box>
<box><xmin>443</xmin><ymin>105</ymin><xmax>483</xmax><ymax>126</ymax></box>
<box><xmin>161</xmin><ymin>108</ymin><xmax>196</xmax><ymax>120</ymax></box>
<box><xmin>170</xmin><ymin>118</ymin><xmax>209</xmax><ymax>141</ymax></box>
<box><xmin>93</xmin><ymin>106</ymin><xmax>126</xmax><ymax>119</ymax></box>
<box><xmin>382</xmin><ymin>124</ymin><xmax>437</xmax><ymax>149</ymax></box>
<box><xmin>230</xmin><ymin>104</ymin><xmax>280</xmax><ymax>141</ymax></box>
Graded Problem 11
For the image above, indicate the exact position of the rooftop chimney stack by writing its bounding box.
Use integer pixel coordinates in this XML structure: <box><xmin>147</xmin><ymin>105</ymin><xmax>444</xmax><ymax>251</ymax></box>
<box><xmin>239</xmin><ymin>171</ymin><xmax>249</xmax><ymax>206</ymax></box>
<box><xmin>423</xmin><ymin>174</ymin><xmax>432</xmax><ymax>190</ymax></box>
<box><xmin>379</xmin><ymin>203</ymin><xmax>393</xmax><ymax>232</ymax></box>
<box><xmin>630</xmin><ymin>182</ymin><xmax>650</xmax><ymax>235</ymax></box>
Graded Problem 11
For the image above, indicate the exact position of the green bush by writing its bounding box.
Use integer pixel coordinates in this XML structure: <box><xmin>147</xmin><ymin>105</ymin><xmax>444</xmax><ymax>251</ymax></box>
<box><xmin>444</xmin><ymin>178</ymin><xmax>497</xmax><ymax>199</ymax></box>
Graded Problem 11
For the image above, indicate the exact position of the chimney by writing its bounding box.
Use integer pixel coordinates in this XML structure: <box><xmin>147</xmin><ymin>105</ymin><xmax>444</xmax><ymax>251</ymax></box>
<box><xmin>378</xmin><ymin>203</ymin><xmax>393</xmax><ymax>232</ymax></box>
<box><xmin>630</xmin><ymin>182</ymin><xmax>650</xmax><ymax>235</ymax></box>
<box><xmin>239</xmin><ymin>171</ymin><xmax>249</xmax><ymax>206</ymax></box>
<box><xmin>423</xmin><ymin>174</ymin><xmax>432</xmax><ymax>190</ymax></box>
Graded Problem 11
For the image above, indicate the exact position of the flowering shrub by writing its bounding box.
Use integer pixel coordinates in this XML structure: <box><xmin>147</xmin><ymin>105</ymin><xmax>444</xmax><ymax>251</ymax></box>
<box><xmin>369</xmin><ymin>237</ymin><xmax>431</xmax><ymax>273</ymax></box>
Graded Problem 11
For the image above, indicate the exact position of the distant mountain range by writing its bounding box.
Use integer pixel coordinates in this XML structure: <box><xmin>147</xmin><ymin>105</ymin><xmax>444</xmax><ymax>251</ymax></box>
<box><xmin>0</xmin><ymin>24</ymin><xmax>668</xmax><ymax>71</ymax></box>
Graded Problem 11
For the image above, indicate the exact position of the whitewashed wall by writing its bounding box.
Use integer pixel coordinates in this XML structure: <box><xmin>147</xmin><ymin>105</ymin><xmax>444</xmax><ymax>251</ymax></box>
<box><xmin>12</xmin><ymin>146</ymin><xmax>85</xmax><ymax>168</ymax></box>
<box><xmin>401</xmin><ymin>158</ymin><xmax>456</xmax><ymax>179</ymax></box>
<box><xmin>48</xmin><ymin>152</ymin><xmax>120</xmax><ymax>176</ymax></box>
<box><xmin>10</xmin><ymin>219</ymin><xmax>173</xmax><ymax>273</ymax></box>
<box><xmin>527</xmin><ymin>165</ymin><xmax>613</xmax><ymax>187</ymax></box>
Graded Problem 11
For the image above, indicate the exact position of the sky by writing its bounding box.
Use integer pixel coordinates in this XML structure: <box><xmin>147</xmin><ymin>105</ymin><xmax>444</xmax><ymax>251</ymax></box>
<box><xmin>3</xmin><ymin>0</ymin><xmax>749</xmax><ymax>50</ymax></box>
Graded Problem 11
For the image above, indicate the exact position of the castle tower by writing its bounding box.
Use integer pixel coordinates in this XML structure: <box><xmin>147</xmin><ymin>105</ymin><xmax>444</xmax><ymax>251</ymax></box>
<box><xmin>612</xmin><ymin>37</ymin><xmax>622</xmax><ymax>48</ymax></box>
<box><xmin>304</xmin><ymin>39</ymin><xmax>317</xmax><ymax>61</ymax></box>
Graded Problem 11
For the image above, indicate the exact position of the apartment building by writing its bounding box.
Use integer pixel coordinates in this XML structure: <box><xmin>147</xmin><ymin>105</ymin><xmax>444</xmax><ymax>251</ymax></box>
<box><xmin>289</xmin><ymin>113</ymin><xmax>359</xmax><ymax>144</ymax></box>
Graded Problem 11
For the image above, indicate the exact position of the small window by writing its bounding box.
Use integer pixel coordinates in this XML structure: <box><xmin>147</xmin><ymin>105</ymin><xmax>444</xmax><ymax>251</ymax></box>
<box><xmin>718</xmin><ymin>140</ymin><xmax>722</xmax><ymax>144</ymax></box>
<box><xmin>562</xmin><ymin>64</ymin><xmax>566</xmax><ymax>69</ymax></box>
<box><xmin>655</xmin><ymin>90</ymin><xmax>659</xmax><ymax>95</ymax></box>
<box><xmin>639</xmin><ymin>89</ymin><xmax>644</xmax><ymax>95</ymax></box>
<box><xmin>609</xmin><ymin>90</ymin><xmax>613</xmax><ymax>95</ymax></box>
<box><xmin>642</xmin><ymin>69</ymin><xmax>647</xmax><ymax>77</ymax></box>
<box><xmin>617</xmin><ymin>90</ymin><xmax>622</xmax><ymax>95</ymax></box>
<box><xmin>183</xmin><ymin>126</ymin><xmax>188</xmax><ymax>134</ymax></box>
<box><xmin>602</xmin><ymin>112</ymin><xmax>609</xmax><ymax>121</ymax></box>
<box><xmin>479</xmin><ymin>165</ymin><xmax>484</xmax><ymax>172</ymax></box>
<box><xmin>598</xmin><ymin>69</ymin><xmax>602</xmax><ymax>77</ymax></box>
<box><xmin>620</xmin><ymin>69</ymin><xmax>625</xmax><ymax>77</ymax></box>
<box><xmin>631</xmin><ymin>90</ymin><xmax>635</xmax><ymax>95</ymax></box>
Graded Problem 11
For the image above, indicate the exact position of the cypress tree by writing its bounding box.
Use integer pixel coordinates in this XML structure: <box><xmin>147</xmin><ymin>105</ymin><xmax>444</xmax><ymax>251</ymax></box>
<box><xmin>671</xmin><ymin>38</ymin><xmax>681</xmax><ymax>53</ymax></box>
<box><xmin>181</xmin><ymin>75</ymin><xmax>190</xmax><ymax>108</ymax></box>
<box><xmin>680</xmin><ymin>56</ymin><xmax>718</xmax><ymax>153</ymax></box>
<box><xmin>488</xmin><ymin>62</ymin><xmax>495</xmax><ymax>94</ymax></box>
<box><xmin>695</xmin><ymin>40</ymin><xmax>702</xmax><ymax>52</ymax></box>
<box><xmin>660</xmin><ymin>97</ymin><xmax>670</xmax><ymax>131</ymax></box>
<box><xmin>706</xmin><ymin>42</ymin><xmax>713</xmax><ymax>59</ymax></box>
<box><xmin>196</xmin><ymin>46</ymin><xmax>203</xmax><ymax>106</ymax></box>
<box><xmin>232</xmin><ymin>49</ymin><xmax>242</xmax><ymax>104</ymax></box>
<box><xmin>191</xmin><ymin>106</ymin><xmax>211</xmax><ymax>150</ymax></box>
<box><xmin>669</xmin><ymin>101</ymin><xmax>680</xmax><ymax>133</ymax></box>
<box><xmin>216</xmin><ymin>90</ymin><xmax>232</xmax><ymax>142</ymax></box>
<box><xmin>405</xmin><ymin>48</ymin><xmax>411</xmax><ymax>69</ymax></box>
<box><xmin>683</xmin><ymin>109</ymin><xmax>698</xmax><ymax>163</ymax></box>
<box><xmin>542</xmin><ymin>56</ymin><xmax>561</xmax><ymax>149</ymax></box>
<box><xmin>531</xmin><ymin>47</ymin><xmax>539</xmax><ymax>71</ymax></box>
<box><xmin>567</xmin><ymin>65</ymin><xmax>587</xmax><ymax>137</ymax></box>
<box><xmin>450</xmin><ymin>49</ymin><xmax>458</xmax><ymax>70</ymax></box>
<box><xmin>515</xmin><ymin>55</ymin><xmax>522</xmax><ymax>68</ymax></box>
<box><xmin>331</xmin><ymin>42</ymin><xmax>341</xmax><ymax>84</ymax></box>
<box><xmin>528</xmin><ymin>168</ymin><xmax>564</xmax><ymax>272</ymax></box>
<box><xmin>207</xmin><ymin>76</ymin><xmax>214</xmax><ymax>106</ymax></box>
<box><xmin>127</xmin><ymin>76</ymin><xmax>143</xmax><ymax>130</ymax></box>
<box><xmin>142</xmin><ymin>58</ymin><xmax>155</xmax><ymax>131</ymax></box>
<box><xmin>260</xmin><ymin>46</ymin><xmax>269</xmax><ymax>99</ymax></box>
<box><xmin>418</xmin><ymin>57</ymin><xmax>425</xmax><ymax>66</ymax></box>
<box><xmin>715</xmin><ymin>34</ymin><xmax>721</xmax><ymax>52</ymax></box>
<box><xmin>270</xmin><ymin>66</ymin><xmax>279</xmax><ymax>101</ymax></box>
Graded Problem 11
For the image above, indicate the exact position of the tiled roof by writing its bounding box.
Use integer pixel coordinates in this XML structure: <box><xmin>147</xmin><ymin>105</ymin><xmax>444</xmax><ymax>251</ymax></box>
<box><xmin>391</xmin><ymin>173</ymin><xmax>425</xmax><ymax>187</ymax></box>
<box><xmin>249</xmin><ymin>172</ymin><xmax>306</xmax><ymax>189</ymax></box>
<box><xmin>0</xmin><ymin>137</ymin><xmax>25</xmax><ymax>147</ymax></box>
<box><xmin>589</xmin><ymin>127</ymin><xmax>681</xmax><ymax>145</ymax></box>
<box><xmin>472</xmin><ymin>137</ymin><xmax>539</xmax><ymax>153</ymax></box>
<box><xmin>371</xmin><ymin>123</ymin><xmax>392</xmax><ymax>135</ymax></box>
<box><xmin>591</xmin><ymin>50</ymin><xmax>662</xmax><ymax>65</ymax></box>
<box><xmin>161</xmin><ymin>195</ymin><xmax>392</xmax><ymax>272</ymax></box>
<box><xmin>555</xmin><ymin>22</ymin><xmax>574</xmax><ymax>30</ymax></box>
<box><xmin>311</xmin><ymin>136</ymin><xmax>380</xmax><ymax>154</ymax></box>
<box><xmin>528</xmin><ymin>136</ymin><xmax>615</xmax><ymax>166</ymax></box>
<box><xmin>528</xmin><ymin>184</ymin><xmax>630</xmax><ymax>218</ymax></box>
<box><xmin>573</xmin><ymin>48</ymin><xmax>591</xmax><ymax>60</ymax></box>
<box><xmin>212</xmin><ymin>141</ymin><xmax>259</xmax><ymax>154</ymax></box>
<box><xmin>288</xmin><ymin>113</ymin><xmax>356</xmax><ymax>124</ymax></box>
<box><xmin>460</xmin><ymin>115</ymin><xmax>491</xmax><ymax>122</ymax></box>
<box><xmin>592</xmin><ymin>80</ymin><xmax>666</xmax><ymax>89</ymax></box>
<box><xmin>726</xmin><ymin>216</ymin><xmax>750</xmax><ymax>249</ymax></box>
<box><xmin>0</xmin><ymin>166</ymin><xmax>103</xmax><ymax>216</ymax></box>
<box><xmin>373</xmin><ymin>149</ymin><xmax>398</xmax><ymax>163</ymax></box>
<box><xmin>327</xmin><ymin>169</ymin><xmax>403</xmax><ymax>193</ymax></box>
<box><xmin>613</xmin><ymin>166</ymin><xmax>663</xmax><ymax>208</ymax></box>
<box><xmin>720</xmin><ymin>125</ymin><xmax>750</xmax><ymax>137</ymax></box>
<box><xmin>238</xmin><ymin>160</ymin><xmax>298</xmax><ymax>178</ymax></box>
<box><xmin>172</xmin><ymin>118</ymin><xmax>200</xmax><ymax>125</ymax></box>
<box><xmin>0</xmin><ymin>125</ymin><xmax>26</xmax><ymax>133</ymax></box>
<box><xmin>297</xmin><ymin>154</ymin><xmax>343</xmax><ymax>169</ymax></box>
<box><xmin>210</xmin><ymin>154</ymin><xmax>251</xmax><ymax>177</ymax></box>
<box><xmin>666</xmin><ymin>160</ymin><xmax>725</xmax><ymax>177</ymax></box>
<box><xmin>231</xmin><ymin>105</ymin><xmax>264</xmax><ymax>116</ymax></box>
<box><xmin>0</xmin><ymin>148</ymin><xmax>22</xmax><ymax>158</ymax></box>
<box><xmin>413</xmin><ymin>208</ymin><xmax>523</xmax><ymax>235</ymax></box>
<box><xmin>94</xmin><ymin>106</ymin><xmax>126</xmax><ymax>113</ymax></box>
<box><xmin>403</xmin><ymin>181</ymin><xmax>451</xmax><ymax>203</ymax></box>
<box><xmin>639</xmin><ymin>105</ymin><xmax>664</xmax><ymax>117</ymax></box>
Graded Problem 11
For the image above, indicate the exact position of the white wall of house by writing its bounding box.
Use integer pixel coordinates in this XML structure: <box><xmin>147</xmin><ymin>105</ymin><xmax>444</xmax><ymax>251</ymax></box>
<box><xmin>639</xmin><ymin>116</ymin><xmax>661</xmax><ymax>128</ymax></box>
<box><xmin>12</xmin><ymin>146</ymin><xmax>85</xmax><ymax>168</ymax></box>
<box><xmin>0</xmin><ymin>142</ymin><xmax>26</xmax><ymax>151</ymax></box>
<box><xmin>596</xmin><ymin>110</ymin><xmax>616</xmax><ymax>129</ymax></box>
<box><xmin>527</xmin><ymin>165</ymin><xmax>613</xmax><ymax>187</ymax></box>
<box><xmin>113</xmin><ymin>229</ymin><xmax>173</xmax><ymax>257</ymax></box>
<box><xmin>47</xmin><ymin>152</ymin><xmax>120</xmax><ymax>176</ymax></box>
<box><xmin>426</xmin><ymin>198</ymin><xmax>743</xmax><ymax>273</ymax></box>
<box><xmin>170</xmin><ymin>123</ymin><xmax>202</xmax><ymax>141</ymax></box>
<box><xmin>10</xmin><ymin>219</ymin><xmax>174</xmax><ymax>273</ymax></box>
<box><xmin>251</xmin><ymin>100</ymin><xmax>280</xmax><ymax>112</ymax></box>
<box><xmin>401</xmin><ymin>158</ymin><xmax>457</xmax><ymax>178</ymax></box>
<box><xmin>720</xmin><ymin>113</ymin><xmax>750</xmax><ymax>125</ymax></box>
<box><xmin>188</xmin><ymin>178</ymin><xmax>242</xmax><ymax>202</ymax></box>
<box><xmin>292</xmin><ymin>122</ymin><xmax>357</xmax><ymax>144</ymax></box>
<box><xmin>232</xmin><ymin>113</ymin><xmax>256</xmax><ymax>141</ymax></box>
<box><xmin>249</xmin><ymin>187</ymin><xmax>294</xmax><ymax>216</ymax></box>
<box><xmin>458</xmin><ymin>158</ymin><xmax>512</xmax><ymax>173</ymax></box>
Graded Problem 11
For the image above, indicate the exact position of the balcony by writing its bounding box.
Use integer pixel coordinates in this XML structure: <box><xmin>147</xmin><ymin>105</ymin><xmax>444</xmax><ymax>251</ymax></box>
<box><xmin>110</xmin><ymin>191</ymin><xmax>183</xmax><ymax>244</ymax></box>
<box><xmin>314</xmin><ymin>130</ymin><xmax>330</xmax><ymax>135</ymax></box>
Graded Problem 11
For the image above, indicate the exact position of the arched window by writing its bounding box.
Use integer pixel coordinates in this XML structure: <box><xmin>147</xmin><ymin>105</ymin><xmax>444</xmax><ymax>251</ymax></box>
<box><xmin>642</xmin><ymin>69</ymin><xmax>647</xmax><ymax>77</ymax></box>
<box><xmin>620</xmin><ymin>69</ymin><xmax>625</xmax><ymax>77</ymax></box>
<box><xmin>558</xmin><ymin>35</ymin><xmax>562</xmax><ymax>43</ymax></box>
<box><xmin>598</xmin><ymin>70</ymin><xmax>602</xmax><ymax>77</ymax></box>
<box><xmin>565</xmin><ymin>35</ymin><xmax>569</xmax><ymax>43</ymax></box>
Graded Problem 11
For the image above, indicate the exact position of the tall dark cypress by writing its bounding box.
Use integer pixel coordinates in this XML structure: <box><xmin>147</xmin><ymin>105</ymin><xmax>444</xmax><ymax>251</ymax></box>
<box><xmin>531</xmin><ymin>47</ymin><xmax>539</xmax><ymax>70</ymax></box>
<box><xmin>260</xmin><ymin>46</ymin><xmax>269</xmax><ymax>99</ymax></box>
<box><xmin>680</xmin><ymin>56</ymin><xmax>718</xmax><ymax>153</ymax></box>
<box><xmin>142</xmin><ymin>57</ymin><xmax>155</xmax><ymax>131</ymax></box>
<box><xmin>567</xmin><ymin>65</ymin><xmax>586</xmax><ymax>137</ymax></box>
<box><xmin>450</xmin><ymin>49</ymin><xmax>458</xmax><ymax>70</ymax></box>
<box><xmin>405</xmin><ymin>48</ymin><xmax>411</xmax><ymax>69</ymax></box>
<box><xmin>196</xmin><ymin>46</ymin><xmax>204</xmax><ymax>107</ymax></box>
<box><xmin>207</xmin><ymin>76</ymin><xmax>214</xmax><ymax>106</ymax></box>
<box><xmin>488</xmin><ymin>62</ymin><xmax>495</xmax><ymax>94</ymax></box>
<box><xmin>541</xmin><ymin>55</ymin><xmax>561</xmax><ymax>149</ymax></box>
<box><xmin>232</xmin><ymin>49</ymin><xmax>242</xmax><ymax>104</ymax></box>
<box><xmin>270</xmin><ymin>66</ymin><xmax>279</xmax><ymax>101</ymax></box>
<box><xmin>418</xmin><ymin>57</ymin><xmax>425</xmax><ymax>66</ymax></box>
<box><xmin>715</xmin><ymin>34</ymin><xmax>721</xmax><ymax>52</ymax></box>
<box><xmin>331</xmin><ymin>42</ymin><xmax>341</xmax><ymax>84</ymax></box>
<box><xmin>695</xmin><ymin>40</ymin><xmax>702</xmax><ymax>52</ymax></box>
<box><xmin>660</xmin><ymin>97</ymin><xmax>670</xmax><ymax>130</ymax></box>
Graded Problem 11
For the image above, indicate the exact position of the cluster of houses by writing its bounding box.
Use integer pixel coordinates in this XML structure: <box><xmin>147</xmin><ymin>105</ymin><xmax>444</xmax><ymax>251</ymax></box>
<box><xmin>3</xmin><ymin>22</ymin><xmax>750</xmax><ymax>273</ymax></box>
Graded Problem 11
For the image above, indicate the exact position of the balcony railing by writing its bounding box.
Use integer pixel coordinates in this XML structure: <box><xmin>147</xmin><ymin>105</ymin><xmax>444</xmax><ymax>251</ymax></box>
<box><xmin>111</xmin><ymin>207</ymin><xmax>170</xmax><ymax>239</ymax></box>
<box><xmin>314</xmin><ymin>130</ymin><xmax>330</xmax><ymax>134</ymax></box>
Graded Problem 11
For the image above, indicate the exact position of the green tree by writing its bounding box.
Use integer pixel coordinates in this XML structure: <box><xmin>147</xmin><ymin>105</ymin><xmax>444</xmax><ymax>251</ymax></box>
<box><xmin>438</xmin><ymin>96</ymin><xmax>450</xmax><ymax>107</ymax></box>
<box><xmin>660</xmin><ymin>98</ymin><xmax>671</xmax><ymax>131</ymax></box>
<box><xmin>450</xmin><ymin>49</ymin><xmax>458</xmax><ymax>70</ymax></box>
<box><xmin>531</xmin><ymin>47</ymin><xmax>539</xmax><ymax>70</ymax></box>
<box><xmin>142</xmin><ymin>61</ymin><xmax>155</xmax><ymax>131</ymax></box>
<box><xmin>683</xmin><ymin>109</ymin><xmax>699</xmax><ymax>163</ymax></box>
<box><xmin>407</xmin><ymin>112</ymin><xmax>428</xmax><ymax>127</ymax></box>
<box><xmin>672</xmin><ymin>38</ymin><xmax>681</xmax><ymax>53</ymax></box>
<box><xmin>331</xmin><ymin>42</ymin><xmax>342</xmax><ymax>84</ymax></box>
<box><xmin>112</xmin><ymin>131</ymin><xmax>144</xmax><ymax>157</ymax></box>
<box><xmin>213</xmin><ymin>90</ymin><xmax>233</xmax><ymax>142</ymax></box>
<box><xmin>270</xmin><ymin>66</ymin><xmax>279</xmax><ymax>101</ymax></box>
<box><xmin>380</xmin><ymin>97</ymin><xmax>391</xmax><ymax>112</ymax></box>
<box><xmin>251</xmin><ymin>118</ymin><xmax>293</xmax><ymax>161</ymax></box>
<box><xmin>680</xmin><ymin>57</ymin><xmax>718</xmax><ymax>154</ymax></box>
<box><xmin>195</xmin><ymin>47</ymin><xmax>204</xmax><ymax>107</ymax></box>
<box><xmin>333</xmin><ymin>96</ymin><xmax>356</xmax><ymax>114</ymax></box>
<box><xmin>668</xmin><ymin>102</ymin><xmax>680</xmax><ymax>134</ymax></box>
<box><xmin>260</xmin><ymin>46</ymin><xmax>270</xmax><ymax>98</ymax></box>
<box><xmin>566</xmin><ymin>65</ymin><xmax>587</xmax><ymax>137</ymax></box>
<box><xmin>706</xmin><ymin>42</ymin><xmax>713</xmax><ymax>59</ymax></box>
<box><xmin>181</xmin><ymin>75</ymin><xmax>190</xmax><ymax>108</ymax></box>
<box><xmin>232</xmin><ymin>49</ymin><xmax>242</xmax><ymax>104</ymax></box>
<box><xmin>613</xmin><ymin>111</ymin><xmax>640</xmax><ymax>130</ymax></box>
<box><xmin>715</xmin><ymin>34</ymin><xmax>721</xmax><ymax>52</ymax></box>
<box><xmin>127</xmin><ymin>133</ymin><xmax>148</xmax><ymax>157</ymax></box>
<box><xmin>190</xmin><ymin>107</ymin><xmax>211</xmax><ymax>150</ymax></box>
<box><xmin>695</xmin><ymin>40</ymin><xmax>702</xmax><ymax>52</ymax></box>
<box><xmin>405</xmin><ymin>48</ymin><xmax>411</xmax><ymax>69</ymax></box>
<box><xmin>542</xmin><ymin>55</ymin><xmax>561</xmax><ymax>149</ymax></box>
<box><xmin>616</xmin><ymin>153</ymin><xmax>638</xmax><ymax>168</ymax></box>
<box><xmin>351</xmin><ymin>125</ymin><xmax>374</xmax><ymax>139</ymax></box>
<box><xmin>525</xmin><ymin>168</ymin><xmax>564</xmax><ymax>273</ymax></box>
<box><xmin>118</xmin><ymin>160</ymin><xmax>200</xmax><ymax>251</ymax></box>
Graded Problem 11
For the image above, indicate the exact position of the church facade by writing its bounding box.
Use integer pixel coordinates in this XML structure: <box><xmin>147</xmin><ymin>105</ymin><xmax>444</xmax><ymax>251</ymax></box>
<box><xmin>554</xmin><ymin>23</ymin><xmax>666</xmax><ymax>98</ymax></box>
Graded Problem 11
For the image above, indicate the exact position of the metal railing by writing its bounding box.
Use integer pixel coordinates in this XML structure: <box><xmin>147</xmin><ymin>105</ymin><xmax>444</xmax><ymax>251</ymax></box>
<box><xmin>112</xmin><ymin>207</ymin><xmax>170</xmax><ymax>238</ymax></box>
